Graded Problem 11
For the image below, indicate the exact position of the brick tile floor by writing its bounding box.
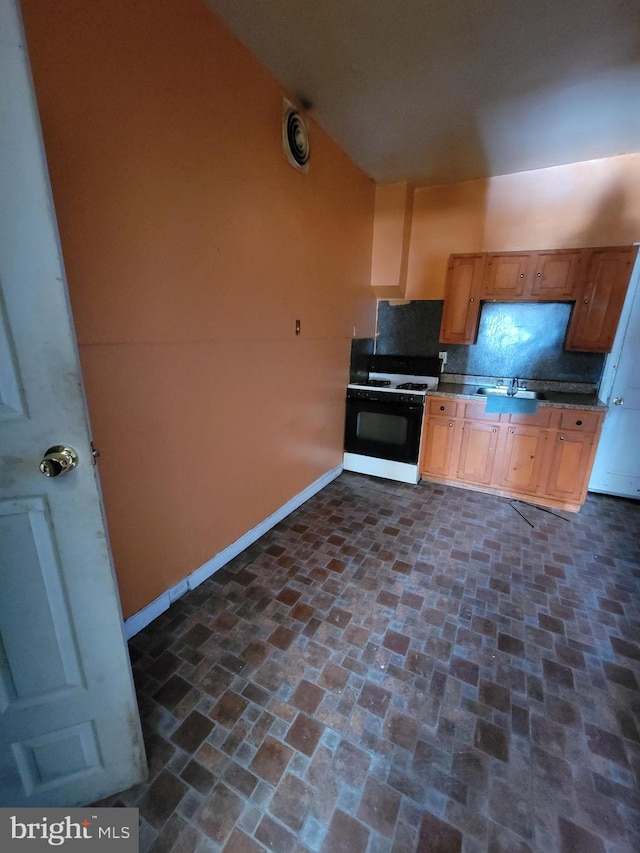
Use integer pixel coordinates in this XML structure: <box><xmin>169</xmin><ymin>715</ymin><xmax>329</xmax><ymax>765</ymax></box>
<box><xmin>98</xmin><ymin>474</ymin><xmax>640</xmax><ymax>852</ymax></box>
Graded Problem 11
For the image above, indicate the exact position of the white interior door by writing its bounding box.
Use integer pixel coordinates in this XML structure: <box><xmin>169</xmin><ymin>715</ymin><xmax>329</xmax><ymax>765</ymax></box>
<box><xmin>0</xmin><ymin>0</ymin><xmax>147</xmax><ymax>806</ymax></box>
<box><xmin>589</xmin><ymin>250</ymin><xmax>640</xmax><ymax>499</ymax></box>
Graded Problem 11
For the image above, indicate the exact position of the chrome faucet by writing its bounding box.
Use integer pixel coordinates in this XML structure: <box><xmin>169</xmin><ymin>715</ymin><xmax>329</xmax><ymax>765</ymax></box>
<box><xmin>508</xmin><ymin>377</ymin><xmax>519</xmax><ymax>396</ymax></box>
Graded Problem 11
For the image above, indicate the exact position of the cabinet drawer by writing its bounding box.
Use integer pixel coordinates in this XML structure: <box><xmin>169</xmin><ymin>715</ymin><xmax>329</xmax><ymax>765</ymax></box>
<box><xmin>459</xmin><ymin>400</ymin><xmax>499</xmax><ymax>421</ymax></box>
<box><xmin>506</xmin><ymin>408</ymin><xmax>553</xmax><ymax>428</ymax></box>
<box><xmin>558</xmin><ymin>410</ymin><xmax>602</xmax><ymax>434</ymax></box>
<box><xmin>427</xmin><ymin>397</ymin><xmax>458</xmax><ymax>418</ymax></box>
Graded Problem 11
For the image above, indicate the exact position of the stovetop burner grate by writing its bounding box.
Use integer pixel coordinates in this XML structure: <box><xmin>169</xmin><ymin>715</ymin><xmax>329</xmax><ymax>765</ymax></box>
<box><xmin>396</xmin><ymin>382</ymin><xmax>430</xmax><ymax>391</ymax></box>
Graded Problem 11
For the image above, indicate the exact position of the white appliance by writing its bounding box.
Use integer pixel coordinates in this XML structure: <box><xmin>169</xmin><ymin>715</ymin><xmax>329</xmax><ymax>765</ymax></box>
<box><xmin>343</xmin><ymin>356</ymin><xmax>440</xmax><ymax>484</ymax></box>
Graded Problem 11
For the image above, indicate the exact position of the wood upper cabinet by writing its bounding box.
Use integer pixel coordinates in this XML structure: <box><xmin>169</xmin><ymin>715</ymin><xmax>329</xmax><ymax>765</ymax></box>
<box><xmin>530</xmin><ymin>250</ymin><xmax>582</xmax><ymax>299</ymax></box>
<box><xmin>439</xmin><ymin>254</ymin><xmax>485</xmax><ymax>344</ymax></box>
<box><xmin>482</xmin><ymin>249</ymin><xmax>582</xmax><ymax>300</ymax></box>
<box><xmin>481</xmin><ymin>252</ymin><xmax>532</xmax><ymax>299</ymax></box>
<box><xmin>441</xmin><ymin>244</ymin><xmax>636</xmax><ymax>353</ymax></box>
<box><xmin>565</xmin><ymin>246</ymin><xmax>638</xmax><ymax>352</ymax></box>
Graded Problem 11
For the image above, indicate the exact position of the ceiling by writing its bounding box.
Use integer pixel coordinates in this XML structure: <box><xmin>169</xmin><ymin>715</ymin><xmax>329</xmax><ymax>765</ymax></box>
<box><xmin>205</xmin><ymin>0</ymin><xmax>640</xmax><ymax>186</ymax></box>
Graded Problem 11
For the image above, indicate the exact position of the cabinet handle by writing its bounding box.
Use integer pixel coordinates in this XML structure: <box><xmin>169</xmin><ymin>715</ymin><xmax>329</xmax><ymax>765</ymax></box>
<box><xmin>536</xmin><ymin>272</ymin><xmax>541</xmax><ymax>277</ymax></box>
<box><xmin>584</xmin><ymin>298</ymin><xmax>590</xmax><ymax>304</ymax></box>
<box><xmin>470</xmin><ymin>297</ymin><xmax>475</xmax><ymax>302</ymax></box>
<box><xmin>519</xmin><ymin>273</ymin><xmax>525</xmax><ymax>278</ymax></box>
<box><xmin>449</xmin><ymin>422</ymin><xmax>454</xmax><ymax>428</ymax></box>
<box><xmin>440</xmin><ymin>405</ymin><xmax>445</xmax><ymax>411</ymax></box>
<box><xmin>559</xmin><ymin>435</ymin><xmax>565</xmax><ymax>441</ymax></box>
<box><xmin>509</xmin><ymin>429</ymin><xmax>514</xmax><ymax>434</ymax></box>
<box><xmin>492</xmin><ymin>428</ymin><xmax>497</xmax><ymax>433</ymax></box>
<box><xmin>576</xmin><ymin>420</ymin><xmax>583</xmax><ymax>426</ymax></box>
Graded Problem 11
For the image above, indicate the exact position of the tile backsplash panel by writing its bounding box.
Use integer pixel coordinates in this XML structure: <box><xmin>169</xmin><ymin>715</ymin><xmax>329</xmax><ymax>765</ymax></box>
<box><xmin>349</xmin><ymin>336</ymin><xmax>374</xmax><ymax>383</ymax></box>
<box><xmin>376</xmin><ymin>300</ymin><xmax>605</xmax><ymax>383</ymax></box>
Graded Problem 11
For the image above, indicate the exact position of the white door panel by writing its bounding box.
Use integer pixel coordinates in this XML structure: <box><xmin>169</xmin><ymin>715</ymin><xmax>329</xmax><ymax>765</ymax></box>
<box><xmin>0</xmin><ymin>0</ymin><xmax>147</xmax><ymax>805</ymax></box>
<box><xmin>589</xmin><ymin>250</ymin><xmax>640</xmax><ymax>498</ymax></box>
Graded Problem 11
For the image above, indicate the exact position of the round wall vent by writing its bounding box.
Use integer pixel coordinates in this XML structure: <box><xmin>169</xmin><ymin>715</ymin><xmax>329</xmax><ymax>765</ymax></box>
<box><xmin>282</xmin><ymin>100</ymin><xmax>310</xmax><ymax>172</ymax></box>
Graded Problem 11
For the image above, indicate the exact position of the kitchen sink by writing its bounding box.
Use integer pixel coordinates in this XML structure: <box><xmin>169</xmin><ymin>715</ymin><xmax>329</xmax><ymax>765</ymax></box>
<box><xmin>476</xmin><ymin>387</ymin><xmax>546</xmax><ymax>400</ymax></box>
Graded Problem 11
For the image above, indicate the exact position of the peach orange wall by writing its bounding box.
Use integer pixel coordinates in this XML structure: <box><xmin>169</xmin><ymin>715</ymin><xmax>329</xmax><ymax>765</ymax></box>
<box><xmin>21</xmin><ymin>0</ymin><xmax>376</xmax><ymax>618</ymax></box>
<box><xmin>406</xmin><ymin>153</ymin><xmax>640</xmax><ymax>299</ymax></box>
<box><xmin>370</xmin><ymin>182</ymin><xmax>414</xmax><ymax>297</ymax></box>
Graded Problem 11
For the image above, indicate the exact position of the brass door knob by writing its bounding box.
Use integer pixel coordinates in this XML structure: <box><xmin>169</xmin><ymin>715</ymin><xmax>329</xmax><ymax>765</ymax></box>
<box><xmin>39</xmin><ymin>445</ymin><xmax>79</xmax><ymax>477</ymax></box>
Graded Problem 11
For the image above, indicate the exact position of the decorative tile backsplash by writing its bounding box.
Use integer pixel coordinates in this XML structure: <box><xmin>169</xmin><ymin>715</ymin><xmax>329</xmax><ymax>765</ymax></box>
<box><xmin>349</xmin><ymin>336</ymin><xmax>374</xmax><ymax>383</ymax></box>
<box><xmin>375</xmin><ymin>300</ymin><xmax>605</xmax><ymax>383</ymax></box>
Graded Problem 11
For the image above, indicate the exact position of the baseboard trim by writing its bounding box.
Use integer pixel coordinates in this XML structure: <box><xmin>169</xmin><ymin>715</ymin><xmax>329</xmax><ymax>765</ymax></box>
<box><xmin>123</xmin><ymin>465</ymin><xmax>342</xmax><ymax>639</ymax></box>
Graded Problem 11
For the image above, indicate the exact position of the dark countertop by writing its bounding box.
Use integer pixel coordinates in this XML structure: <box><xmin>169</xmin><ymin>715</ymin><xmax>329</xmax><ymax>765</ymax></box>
<box><xmin>432</xmin><ymin>382</ymin><xmax>607</xmax><ymax>411</ymax></box>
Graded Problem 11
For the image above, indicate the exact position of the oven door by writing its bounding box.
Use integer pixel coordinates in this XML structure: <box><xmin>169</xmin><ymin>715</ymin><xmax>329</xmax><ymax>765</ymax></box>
<box><xmin>344</xmin><ymin>395</ymin><xmax>424</xmax><ymax>464</ymax></box>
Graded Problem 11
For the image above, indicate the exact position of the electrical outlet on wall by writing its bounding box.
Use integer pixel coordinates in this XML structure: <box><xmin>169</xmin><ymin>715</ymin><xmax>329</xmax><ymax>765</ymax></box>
<box><xmin>439</xmin><ymin>351</ymin><xmax>448</xmax><ymax>366</ymax></box>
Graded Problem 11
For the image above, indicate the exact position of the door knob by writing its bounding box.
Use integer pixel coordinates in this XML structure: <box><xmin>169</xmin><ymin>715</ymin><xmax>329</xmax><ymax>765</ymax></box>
<box><xmin>39</xmin><ymin>445</ymin><xmax>79</xmax><ymax>477</ymax></box>
<box><xmin>613</xmin><ymin>397</ymin><xmax>624</xmax><ymax>406</ymax></box>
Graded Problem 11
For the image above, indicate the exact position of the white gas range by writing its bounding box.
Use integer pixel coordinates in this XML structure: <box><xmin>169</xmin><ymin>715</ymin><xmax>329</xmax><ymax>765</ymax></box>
<box><xmin>348</xmin><ymin>372</ymin><xmax>440</xmax><ymax>396</ymax></box>
<box><xmin>343</xmin><ymin>356</ymin><xmax>441</xmax><ymax>484</ymax></box>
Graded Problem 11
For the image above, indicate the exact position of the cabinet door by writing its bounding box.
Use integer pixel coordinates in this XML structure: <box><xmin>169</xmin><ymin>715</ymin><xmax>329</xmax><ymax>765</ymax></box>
<box><xmin>565</xmin><ymin>246</ymin><xmax>638</xmax><ymax>352</ymax></box>
<box><xmin>495</xmin><ymin>425</ymin><xmax>546</xmax><ymax>495</ymax></box>
<box><xmin>542</xmin><ymin>430</ymin><xmax>596</xmax><ymax>503</ymax></box>
<box><xmin>457</xmin><ymin>421</ymin><xmax>500</xmax><ymax>485</ymax></box>
<box><xmin>482</xmin><ymin>253</ymin><xmax>533</xmax><ymax>299</ymax></box>
<box><xmin>439</xmin><ymin>254</ymin><xmax>485</xmax><ymax>344</ymax></box>
<box><xmin>420</xmin><ymin>417</ymin><xmax>459</xmax><ymax>478</ymax></box>
<box><xmin>530</xmin><ymin>250</ymin><xmax>582</xmax><ymax>299</ymax></box>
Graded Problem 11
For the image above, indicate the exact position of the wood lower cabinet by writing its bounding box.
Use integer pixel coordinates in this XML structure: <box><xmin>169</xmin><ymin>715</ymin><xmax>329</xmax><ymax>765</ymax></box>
<box><xmin>421</xmin><ymin>397</ymin><xmax>461</xmax><ymax>478</ymax></box>
<box><xmin>541</xmin><ymin>424</ymin><xmax>602</xmax><ymax>504</ymax></box>
<box><xmin>420</xmin><ymin>398</ymin><xmax>604</xmax><ymax>511</ymax></box>
<box><xmin>541</xmin><ymin>430</ymin><xmax>595</xmax><ymax>503</ymax></box>
<box><xmin>495</xmin><ymin>424</ymin><xmax>547</xmax><ymax>495</ymax></box>
<box><xmin>421</xmin><ymin>417</ymin><xmax>459</xmax><ymax>478</ymax></box>
<box><xmin>457</xmin><ymin>420</ymin><xmax>500</xmax><ymax>485</ymax></box>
